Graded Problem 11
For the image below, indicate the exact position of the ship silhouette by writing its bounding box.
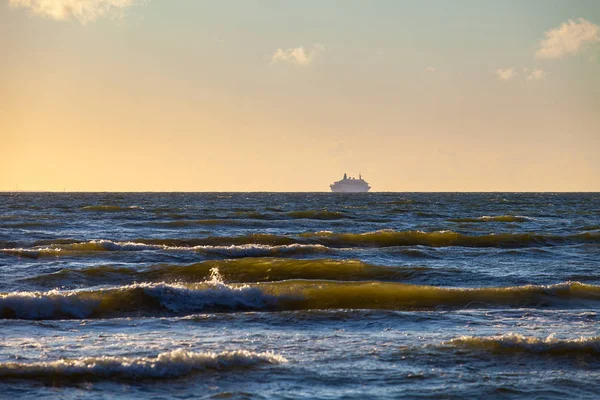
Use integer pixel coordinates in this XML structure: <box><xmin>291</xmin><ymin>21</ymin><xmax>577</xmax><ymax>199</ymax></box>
<box><xmin>330</xmin><ymin>173</ymin><xmax>371</xmax><ymax>192</ymax></box>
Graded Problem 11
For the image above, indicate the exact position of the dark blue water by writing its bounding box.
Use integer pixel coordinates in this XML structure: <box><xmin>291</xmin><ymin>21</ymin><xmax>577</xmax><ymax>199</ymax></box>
<box><xmin>1</xmin><ymin>193</ymin><xmax>599</xmax><ymax>398</ymax></box>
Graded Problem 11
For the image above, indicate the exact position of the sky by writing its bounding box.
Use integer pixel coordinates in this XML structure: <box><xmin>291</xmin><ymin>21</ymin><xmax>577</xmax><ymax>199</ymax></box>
<box><xmin>1</xmin><ymin>0</ymin><xmax>599</xmax><ymax>191</ymax></box>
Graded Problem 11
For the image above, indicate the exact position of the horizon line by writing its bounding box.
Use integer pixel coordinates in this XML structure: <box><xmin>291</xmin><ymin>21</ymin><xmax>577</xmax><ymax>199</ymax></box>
<box><xmin>2</xmin><ymin>190</ymin><xmax>599</xmax><ymax>194</ymax></box>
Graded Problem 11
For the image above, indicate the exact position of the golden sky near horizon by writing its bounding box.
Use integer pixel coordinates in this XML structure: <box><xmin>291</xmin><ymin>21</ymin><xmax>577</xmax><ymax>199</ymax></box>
<box><xmin>1</xmin><ymin>1</ymin><xmax>599</xmax><ymax>191</ymax></box>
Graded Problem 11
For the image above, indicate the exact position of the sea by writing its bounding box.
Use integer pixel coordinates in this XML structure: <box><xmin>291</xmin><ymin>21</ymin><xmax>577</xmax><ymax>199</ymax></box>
<box><xmin>0</xmin><ymin>192</ymin><xmax>599</xmax><ymax>399</ymax></box>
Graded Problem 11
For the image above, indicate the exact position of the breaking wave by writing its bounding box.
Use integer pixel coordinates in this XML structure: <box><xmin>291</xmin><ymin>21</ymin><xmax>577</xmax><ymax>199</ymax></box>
<box><xmin>3</xmin><ymin>230</ymin><xmax>599</xmax><ymax>258</ymax></box>
<box><xmin>192</xmin><ymin>244</ymin><xmax>329</xmax><ymax>258</ymax></box>
<box><xmin>135</xmin><ymin>234</ymin><xmax>296</xmax><ymax>247</ymax></box>
<box><xmin>0</xmin><ymin>278</ymin><xmax>280</xmax><ymax>319</ymax></box>
<box><xmin>2</xmin><ymin>280</ymin><xmax>600</xmax><ymax>320</ymax></box>
<box><xmin>1</xmin><ymin>241</ymin><xmax>328</xmax><ymax>258</ymax></box>
<box><xmin>24</xmin><ymin>258</ymin><xmax>439</xmax><ymax>287</ymax></box>
<box><xmin>446</xmin><ymin>333</ymin><xmax>600</xmax><ymax>355</ymax></box>
<box><xmin>0</xmin><ymin>349</ymin><xmax>286</xmax><ymax>380</ymax></box>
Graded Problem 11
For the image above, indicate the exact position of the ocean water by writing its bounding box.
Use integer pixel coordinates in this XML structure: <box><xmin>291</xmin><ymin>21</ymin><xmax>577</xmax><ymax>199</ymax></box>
<box><xmin>1</xmin><ymin>192</ymin><xmax>599</xmax><ymax>399</ymax></box>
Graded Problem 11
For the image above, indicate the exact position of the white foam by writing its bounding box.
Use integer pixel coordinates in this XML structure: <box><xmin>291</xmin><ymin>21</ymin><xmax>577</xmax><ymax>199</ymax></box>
<box><xmin>193</xmin><ymin>243</ymin><xmax>328</xmax><ymax>257</ymax></box>
<box><xmin>0</xmin><ymin>289</ymin><xmax>98</xmax><ymax>319</ymax></box>
<box><xmin>448</xmin><ymin>333</ymin><xmax>600</xmax><ymax>353</ymax></box>
<box><xmin>478</xmin><ymin>215</ymin><xmax>533</xmax><ymax>221</ymax></box>
<box><xmin>141</xmin><ymin>281</ymin><xmax>278</xmax><ymax>312</ymax></box>
<box><xmin>1</xmin><ymin>241</ymin><xmax>329</xmax><ymax>257</ymax></box>
<box><xmin>0</xmin><ymin>349</ymin><xmax>287</xmax><ymax>379</ymax></box>
<box><xmin>0</xmin><ymin>280</ymin><xmax>281</xmax><ymax>319</ymax></box>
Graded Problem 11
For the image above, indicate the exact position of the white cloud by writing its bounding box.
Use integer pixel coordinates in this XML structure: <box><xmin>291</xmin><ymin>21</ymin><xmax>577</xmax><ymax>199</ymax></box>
<box><xmin>271</xmin><ymin>43</ymin><xmax>325</xmax><ymax>66</ymax></box>
<box><xmin>495</xmin><ymin>68</ymin><xmax>516</xmax><ymax>81</ymax></box>
<box><xmin>9</xmin><ymin>0</ymin><xmax>141</xmax><ymax>24</ymax></box>
<box><xmin>523</xmin><ymin>67</ymin><xmax>548</xmax><ymax>80</ymax></box>
<box><xmin>536</xmin><ymin>18</ymin><xmax>600</xmax><ymax>59</ymax></box>
<box><xmin>424</xmin><ymin>67</ymin><xmax>436</xmax><ymax>73</ymax></box>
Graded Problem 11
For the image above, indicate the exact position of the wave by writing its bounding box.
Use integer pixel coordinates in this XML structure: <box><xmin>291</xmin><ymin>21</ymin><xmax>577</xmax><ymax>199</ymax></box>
<box><xmin>269</xmin><ymin>280</ymin><xmax>600</xmax><ymax>311</ymax></box>
<box><xmin>265</xmin><ymin>207</ymin><xmax>284</xmax><ymax>212</ymax></box>
<box><xmin>385</xmin><ymin>199</ymin><xmax>417</xmax><ymax>205</ymax></box>
<box><xmin>1</xmin><ymin>241</ymin><xmax>328</xmax><ymax>258</ymax></box>
<box><xmin>148</xmin><ymin>206</ymin><xmax>183</xmax><ymax>213</ymax></box>
<box><xmin>135</xmin><ymin>234</ymin><xmax>296</xmax><ymax>247</ymax></box>
<box><xmin>301</xmin><ymin>230</ymin><xmax>600</xmax><ymax>248</ymax></box>
<box><xmin>232</xmin><ymin>211</ymin><xmax>278</xmax><ymax>220</ymax></box>
<box><xmin>286</xmin><ymin>210</ymin><xmax>348</xmax><ymax>220</ymax></box>
<box><xmin>193</xmin><ymin>244</ymin><xmax>329</xmax><ymax>258</ymax></box>
<box><xmin>3</xmin><ymin>230</ymin><xmax>599</xmax><ymax>258</ymax></box>
<box><xmin>2</xmin><ymin>280</ymin><xmax>600</xmax><ymax>319</ymax></box>
<box><xmin>0</xmin><ymin>221</ymin><xmax>61</xmax><ymax>229</ymax></box>
<box><xmin>580</xmin><ymin>225</ymin><xmax>600</xmax><ymax>232</ymax></box>
<box><xmin>154</xmin><ymin>220</ymin><xmax>250</xmax><ymax>227</ymax></box>
<box><xmin>446</xmin><ymin>333</ymin><xmax>600</xmax><ymax>355</ymax></box>
<box><xmin>0</xmin><ymin>349</ymin><xmax>286</xmax><ymax>380</ymax></box>
<box><xmin>448</xmin><ymin>215</ymin><xmax>531</xmax><ymax>223</ymax></box>
<box><xmin>24</xmin><ymin>258</ymin><xmax>436</xmax><ymax>287</ymax></box>
<box><xmin>0</xmin><ymin>278</ymin><xmax>280</xmax><ymax>319</ymax></box>
<box><xmin>32</xmin><ymin>238</ymin><xmax>82</xmax><ymax>246</ymax></box>
<box><xmin>81</xmin><ymin>205</ymin><xmax>141</xmax><ymax>212</ymax></box>
<box><xmin>396</xmin><ymin>248</ymin><xmax>438</xmax><ymax>258</ymax></box>
<box><xmin>231</xmin><ymin>210</ymin><xmax>348</xmax><ymax>220</ymax></box>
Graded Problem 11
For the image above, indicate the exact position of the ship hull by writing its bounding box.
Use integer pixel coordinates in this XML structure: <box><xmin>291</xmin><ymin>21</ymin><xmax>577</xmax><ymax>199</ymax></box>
<box><xmin>330</xmin><ymin>186</ymin><xmax>370</xmax><ymax>193</ymax></box>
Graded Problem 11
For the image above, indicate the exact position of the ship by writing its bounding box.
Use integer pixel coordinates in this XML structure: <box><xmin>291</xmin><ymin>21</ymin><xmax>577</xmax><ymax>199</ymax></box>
<box><xmin>330</xmin><ymin>173</ymin><xmax>371</xmax><ymax>193</ymax></box>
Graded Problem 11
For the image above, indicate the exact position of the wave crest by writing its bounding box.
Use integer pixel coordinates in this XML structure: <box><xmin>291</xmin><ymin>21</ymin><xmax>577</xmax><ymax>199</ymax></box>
<box><xmin>448</xmin><ymin>215</ymin><xmax>531</xmax><ymax>223</ymax></box>
<box><xmin>0</xmin><ymin>275</ymin><xmax>282</xmax><ymax>319</ymax></box>
<box><xmin>1</xmin><ymin>241</ymin><xmax>328</xmax><ymax>258</ymax></box>
<box><xmin>0</xmin><ymin>349</ymin><xmax>286</xmax><ymax>380</ymax></box>
<box><xmin>302</xmin><ymin>230</ymin><xmax>599</xmax><ymax>248</ymax></box>
<box><xmin>447</xmin><ymin>333</ymin><xmax>600</xmax><ymax>355</ymax></box>
<box><xmin>24</xmin><ymin>258</ymin><xmax>434</xmax><ymax>287</ymax></box>
<box><xmin>3</xmin><ymin>281</ymin><xmax>600</xmax><ymax>319</ymax></box>
<box><xmin>4</xmin><ymin>230</ymin><xmax>599</xmax><ymax>257</ymax></box>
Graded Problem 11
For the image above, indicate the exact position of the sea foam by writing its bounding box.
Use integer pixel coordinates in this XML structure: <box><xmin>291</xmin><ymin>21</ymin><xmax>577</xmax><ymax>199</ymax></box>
<box><xmin>0</xmin><ymin>276</ymin><xmax>281</xmax><ymax>319</ymax></box>
<box><xmin>1</xmin><ymin>240</ymin><xmax>328</xmax><ymax>258</ymax></box>
<box><xmin>447</xmin><ymin>333</ymin><xmax>600</xmax><ymax>355</ymax></box>
<box><xmin>0</xmin><ymin>349</ymin><xmax>287</xmax><ymax>380</ymax></box>
<box><xmin>3</xmin><ymin>280</ymin><xmax>600</xmax><ymax>319</ymax></box>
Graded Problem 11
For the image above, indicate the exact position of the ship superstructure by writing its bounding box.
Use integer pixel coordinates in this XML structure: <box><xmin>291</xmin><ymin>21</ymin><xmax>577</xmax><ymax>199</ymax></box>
<box><xmin>330</xmin><ymin>173</ymin><xmax>371</xmax><ymax>193</ymax></box>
